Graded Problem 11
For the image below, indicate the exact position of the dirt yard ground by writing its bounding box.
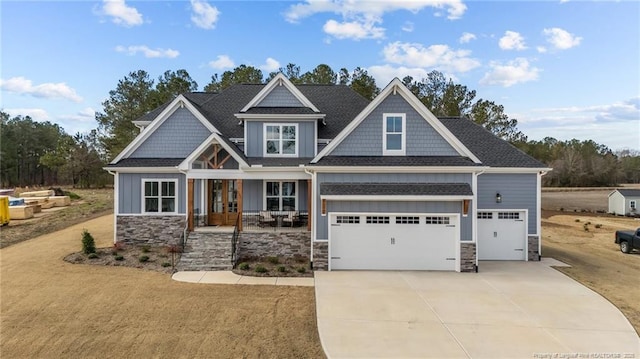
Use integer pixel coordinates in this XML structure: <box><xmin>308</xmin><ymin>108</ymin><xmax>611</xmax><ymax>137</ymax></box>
<box><xmin>542</xmin><ymin>188</ymin><xmax>640</xmax><ymax>334</ymax></box>
<box><xmin>0</xmin><ymin>215</ymin><xmax>324</xmax><ymax>358</ymax></box>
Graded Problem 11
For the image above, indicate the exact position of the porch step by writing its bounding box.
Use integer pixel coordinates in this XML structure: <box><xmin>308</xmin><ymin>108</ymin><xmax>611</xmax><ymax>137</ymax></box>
<box><xmin>176</xmin><ymin>232</ymin><xmax>234</xmax><ymax>271</ymax></box>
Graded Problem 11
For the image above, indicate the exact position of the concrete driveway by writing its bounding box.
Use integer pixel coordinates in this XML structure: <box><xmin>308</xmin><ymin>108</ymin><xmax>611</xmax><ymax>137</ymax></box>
<box><xmin>315</xmin><ymin>258</ymin><xmax>640</xmax><ymax>358</ymax></box>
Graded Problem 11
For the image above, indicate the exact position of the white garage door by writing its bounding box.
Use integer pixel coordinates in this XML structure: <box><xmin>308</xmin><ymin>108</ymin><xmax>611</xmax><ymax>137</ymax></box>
<box><xmin>329</xmin><ymin>213</ymin><xmax>458</xmax><ymax>271</ymax></box>
<box><xmin>477</xmin><ymin>211</ymin><xmax>526</xmax><ymax>260</ymax></box>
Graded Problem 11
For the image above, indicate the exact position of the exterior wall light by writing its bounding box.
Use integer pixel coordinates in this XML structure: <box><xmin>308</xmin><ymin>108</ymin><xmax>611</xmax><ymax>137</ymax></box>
<box><xmin>496</xmin><ymin>193</ymin><xmax>502</xmax><ymax>203</ymax></box>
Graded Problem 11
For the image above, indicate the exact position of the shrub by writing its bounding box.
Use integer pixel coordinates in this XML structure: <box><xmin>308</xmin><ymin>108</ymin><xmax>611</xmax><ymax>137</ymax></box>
<box><xmin>276</xmin><ymin>265</ymin><xmax>287</xmax><ymax>273</ymax></box>
<box><xmin>574</xmin><ymin>219</ymin><xmax>580</xmax><ymax>222</ymax></box>
<box><xmin>586</xmin><ymin>221</ymin><xmax>591</xmax><ymax>225</ymax></box>
<box><xmin>88</xmin><ymin>253</ymin><xmax>99</xmax><ymax>259</ymax></box>
<box><xmin>81</xmin><ymin>229</ymin><xmax>96</xmax><ymax>254</ymax></box>
<box><xmin>267</xmin><ymin>256</ymin><xmax>279</xmax><ymax>265</ymax></box>
<box><xmin>255</xmin><ymin>265</ymin><xmax>268</xmax><ymax>273</ymax></box>
<box><xmin>296</xmin><ymin>266</ymin><xmax>306</xmax><ymax>274</ymax></box>
<box><xmin>115</xmin><ymin>255</ymin><xmax>124</xmax><ymax>261</ymax></box>
<box><xmin>139</xmin><ymin>255</ymin><xmax>150</xmax><ymax>263</ymax></box>
<box><xmin>238</xmin><ymin>262</ymin><xmax>250</xmax><ymax>270</ymax></box>
<box><xmin>63</xmin><ymin>190</ymin><xmax>81</xmax><ymax>200</ymax></box>
<box><xmin>161</xmin><ymin>262</ymin><xmax>171</xmax><ymax>267</ymax></box>
<box><xmin>141</xmin><ymin>245</ymin><xmax>151</xmax><ymax>253</ymax></box>
<box><xmin>114</xmin><ymin>242</ymin><xmax>126</xmax><ymax>251</ymax></box>
<box><xmin>111</xmin><ymin>250</ymin><xmax>118</xmax><ymax>256</ymax></box>
<box><xmin>595</xmin><ymin>224</ymin><xmax>602</xmax><ymax>229</ymax></box>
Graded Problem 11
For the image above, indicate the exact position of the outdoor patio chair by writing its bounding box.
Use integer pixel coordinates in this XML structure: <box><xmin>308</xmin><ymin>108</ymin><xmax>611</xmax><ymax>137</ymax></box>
<box><xmin>282</xmin><ymin>211</ymin><xmax>299</xmax><ymax>227</ymax></box>
<box><xmin>259</xmin><ymin>211</ymin><xmax>276</xmax><ymax>227</ymax></box>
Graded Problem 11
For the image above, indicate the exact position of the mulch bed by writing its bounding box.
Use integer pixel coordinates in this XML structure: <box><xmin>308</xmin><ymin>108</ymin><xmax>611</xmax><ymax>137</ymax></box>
<box><xmin>64</xmin><ymin>244</ymin><xmax>181</xmax><ymax>274</ymax></box>
<box><xmin>232</xmin><ymin>256</ymin><xmax>314</xmax><ymax>277</ymax></box>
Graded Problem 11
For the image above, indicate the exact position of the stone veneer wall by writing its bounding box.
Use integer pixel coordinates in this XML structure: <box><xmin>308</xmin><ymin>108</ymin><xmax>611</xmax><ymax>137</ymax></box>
<box><xmin>116</xmin><ymin>215</ymin><xmax>185</xmax><ymax>246</ymax></box>
<box><xmin>460</xmin><ymin>242</ymin><xmax>476</xmax><ymax>272</ymax></box>
<box><xmin>238</xmin><ymin>232</ymin><xmax>311</xmax><ymax>259</ymax></box>
<box><xmin>528</xmin><ymin>236</ymin><xmax>540</xmax><ymax>261</ymax></box>
<box><xmin>312</xmin><ymin>242</ymin><xmax>328</xmax><ymax>271</ymax></box>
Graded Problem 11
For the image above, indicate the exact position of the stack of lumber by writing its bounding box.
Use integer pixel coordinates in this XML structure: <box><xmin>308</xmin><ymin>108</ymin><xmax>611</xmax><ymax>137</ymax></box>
<box><xmin>19</xmin><ymin>190</ymin><xmax>70</xmax><ymax>207</ymax></box>
<box><xmin>9</xmin><ymin>205</ymin><xmax>34</xmax><ymax>220</ymax></box>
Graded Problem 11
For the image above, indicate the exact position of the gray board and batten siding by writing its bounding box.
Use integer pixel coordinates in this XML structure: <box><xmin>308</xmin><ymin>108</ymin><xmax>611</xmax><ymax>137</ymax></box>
<box><xmin>329</xmin><ymin>94</ymin><xmax>459</xmax><ymax>157</ymax></box>
<box><xmin>130</xmin><ymin>108</ymin><xmax>211</xmax><ymax>159</ymax></box>
<box><xmin>256</xmin><ymin>85</ymin><xmax>304</xmax><ymax>107</ymax></box>
<box><xmin>477</xmin><ymin>173</ymin><xmax>538</xmax><ymax>234</ymax></box>
<box><xmin>118</xmin><ymin>173</ymin><xmax>186</xmax><ymax>214</ymax></box>
<box><xmin>244</xmin><ymin>121</ymin><xmax>316</xmax><ymax>158</ymax></box>
<box><xmin>315</xmin><ymin>173</ymin><xmax>473</xmax><ymax>241</ymax></box>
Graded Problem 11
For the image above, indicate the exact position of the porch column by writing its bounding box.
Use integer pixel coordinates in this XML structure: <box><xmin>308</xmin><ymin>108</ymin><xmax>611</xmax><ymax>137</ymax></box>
<box><xmin>237</xmin><ymin>179</ymin><xmax>243</xmax><ymax>232</ymax></box>
<box><xmin>307</xmin><ymin>179</ymin><xmax>312</xmax><ymax>231</ymax></box>
<box><xmin>187</xmin><ymin>179</ymin><xmax>194</xmax><ymax>231</ymax></box>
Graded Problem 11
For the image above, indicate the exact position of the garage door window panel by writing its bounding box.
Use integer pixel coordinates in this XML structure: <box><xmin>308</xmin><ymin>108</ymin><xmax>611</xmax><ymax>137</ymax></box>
<box><xmin>366</xmin><ymin>216</ymin><xmax>390</xmax><ymax>224</ymax></box>
<box><xmin>498</xmin><ymin>212</ymin><xmax>520</xmax><ymax>219</ymax></box>
<box><xmin>396</xmin><ymin>216</ymin><xmax>420</xmax><ymax>224</ymax></box>
<box><xmin>425</xmin><ymin>216</ymin><xmax>450</xmax><ymax>225</ymax></box>
<box><xmin>336</xmin><ymin>216</ymin><xmax>360</xmax><ymax>224</ymax></box>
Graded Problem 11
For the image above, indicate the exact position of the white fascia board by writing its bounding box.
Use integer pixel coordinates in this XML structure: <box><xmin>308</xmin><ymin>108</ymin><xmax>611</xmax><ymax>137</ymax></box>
<box><xmin>321</xmin><ymin>195</ymin><xmax>473</xmax><ymax>201</ymax></box>
<box><xmin>312</xmin><ymin>78</ymin><xmax>481</xmax><ymax>164</ymax></box>
<box><xmin>178</xmin><ymin>132</ymin><xmax>248</xmax><ymax>170</ymax></box>
<box><xmin>482</xmin><ymin>167</ymin><xmax>553</xmax><ymax>174</ymax></box>
<box><xmin>111</xmin><ymin>95</ymin><xmax>218</xmax><ymax>164</ymax></box>
<box><xmin>235</xmin><ymin>114</ymin><xmax>325</xmax><ymax>120</ymax></box>
<box><xmin>305</xmin><ymin>165</ymin><xmax>488</xmax><ymax>174</ymax></box>
<box><xmin>102</xmin><ymin>167</ymin><xmax>180</xmax><ymax>173</ymax></box>
<box><xmin>240</xmin><ymin>73</ymin><xmax>320</xmax><ymax>113</ymax></box>
<box><xmin>187</xmin><ymin>169</ymin><xmax>310</xmax><ymax>180</ymax></box>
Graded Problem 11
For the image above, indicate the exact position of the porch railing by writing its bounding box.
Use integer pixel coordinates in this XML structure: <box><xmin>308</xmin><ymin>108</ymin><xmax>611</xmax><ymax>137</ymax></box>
<box><xmin>231</xmin><ymin>214</ymin><xmax>240</xmax><ymax>268</ymax></box>
<box><xmin>242</xmin><ymin>210</ymin><xmax>309</xmax><ymax>232</ymax></box>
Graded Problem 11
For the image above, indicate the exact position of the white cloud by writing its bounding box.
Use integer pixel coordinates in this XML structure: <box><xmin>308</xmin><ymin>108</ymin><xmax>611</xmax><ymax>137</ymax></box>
<box><xmin>260</xmin><ymin>58</ymin><xmax>281</xmax><ymax>72</ymax></box>
<box><xmin>323</xmin><ymin>19</ymin><xmax>384</xmax><ymax>40</ymax></box>
<box><xmin>367</xmin><ymin>65</ymin><xmax>434</xmax><ymax>86</ymax></box>
<box><xmin>101</xmin><ymin>0</ymin><xmax>143</xmax><ymax>27</ymax></box>
<box><xmin>530</xmin><ymin>97</ymin><xmax>640</xmax><ymax>123</ymax></box>
<box><xmin>285</xmin><ymin>0</ymin><xmax>467</xmax><ymax>22</ymax></box>
<box><xmin>480</xmin><ymin>58</ymin><xmax>540</xmax><ymax>87</ymax></box>
<box><xmin>499</xmin><ymin>30</ymin><xmax>527</xmax><ymax>50</ymax></box>
<box><xmin>4</xmin><ymin>108</ymin><xmax>50</xmax><ymax>121</ymax></box>
<box><xmin>115</xmin><ymin>45</ymin><xmax>179</xmax><ymax>58</ymax></box>
<box><xmin>383</xmin><ymin>41</ymin><xmax>481</xmax><ymax>74</ymax></box>
<box><xmin>536</xmin><ymin>46</ymin><xmax>547</xmax><ymax>53</ymax></box>
<box><xmin>208</xmin><ymin>55</ymin><xmax>235</xmax><ymax>70</ymax></box>
<box><xmin>459</xmin><ymin>32</ymin><xmax>476</xmax><ymax>44</ymax></box>
<box><xmin>65</xmin><ymin>107</ymin><xmax>97</xmax><ymax>123</ymax></box>
<box><xmin>0</xmin><ymin>77</ymin><xmax>83</xmax><ymax>102</ymax></box>
<box><xmin>285</xmin><ymin>1</ymin><xmax>465</xmax><ymax>41</ymax></box>
<box><xmin>190</xmin><ymin>0</ymin><xmax>220</xmax><ymax>29</ymax></box>
<box><xmin>543</xmin><ymin>27</ymin><xmax>582</xmax><ymax>50</ymax></box>
<box><xmin>401</xmin><ymin>21</ymin><xmax>414</xmax><ymax>32</ymax></box>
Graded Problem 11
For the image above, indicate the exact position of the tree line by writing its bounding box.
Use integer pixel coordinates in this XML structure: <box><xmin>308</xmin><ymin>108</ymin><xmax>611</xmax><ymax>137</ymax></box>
<box><xmin>1</xmin><ymin>64</ymin><xmax>637</xmax><ymax>188</ymax></box>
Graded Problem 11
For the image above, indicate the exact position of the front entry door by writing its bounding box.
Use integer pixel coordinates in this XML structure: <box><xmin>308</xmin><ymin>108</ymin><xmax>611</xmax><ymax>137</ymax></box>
<box><xmin>208</xmin><ymin>179</ymin><xmax>238</xmax><ymax>226</ymax></box>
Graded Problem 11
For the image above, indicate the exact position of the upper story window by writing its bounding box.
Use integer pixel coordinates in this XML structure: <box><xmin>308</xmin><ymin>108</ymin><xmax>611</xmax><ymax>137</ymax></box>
<box><xmin>383</xmin><ymin>113</ymin><xmax>406</xmax><ymax>155</ymax></box>
<box><xmin>264</xmin><ymin>123</ymin><xmax>297</xmax><ymax>157</ymax></box>
<box><xmin>143</xmin><ymin>179</ymin><xmax>177</xmax><ymax>214</ymax></box>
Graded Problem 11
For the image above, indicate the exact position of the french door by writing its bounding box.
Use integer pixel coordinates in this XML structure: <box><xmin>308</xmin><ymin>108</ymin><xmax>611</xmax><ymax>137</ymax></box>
<box><xmin>208</xmin><ymin>179</ymin><xmax>238</xmax><ymax>226</ymax></box>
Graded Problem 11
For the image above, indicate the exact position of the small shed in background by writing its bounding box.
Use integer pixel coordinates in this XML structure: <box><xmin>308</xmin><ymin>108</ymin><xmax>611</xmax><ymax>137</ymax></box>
<box><xmin>608</xmin><ymin>189</ymin><xmax>640</xmax><ymax>216</ymax></box>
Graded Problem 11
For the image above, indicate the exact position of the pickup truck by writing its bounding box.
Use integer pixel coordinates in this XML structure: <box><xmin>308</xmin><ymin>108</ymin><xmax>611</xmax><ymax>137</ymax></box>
<box><xmin>615</xmin><ymin>228</ymin><xmax>640</xmax><ymax>253</ymax></box>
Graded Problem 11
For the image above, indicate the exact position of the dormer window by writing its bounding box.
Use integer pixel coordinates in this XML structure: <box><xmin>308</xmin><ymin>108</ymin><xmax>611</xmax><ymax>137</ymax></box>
<box><xmin>383</xmin><ymin>113</ymin><xmax>406</xmax><ymax>155</ymax></box>
<box><xmin>264</xmin><ymin>123</ymin><xmax>298</xmax><ymax>157</ymax></box>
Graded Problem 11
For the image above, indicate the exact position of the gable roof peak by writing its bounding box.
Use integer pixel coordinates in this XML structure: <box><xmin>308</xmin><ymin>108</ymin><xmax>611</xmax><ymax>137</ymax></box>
<box><xmin>240</xmin><ymin>73</ymin><xmax>320</xmax><ymax>113</ymax></box>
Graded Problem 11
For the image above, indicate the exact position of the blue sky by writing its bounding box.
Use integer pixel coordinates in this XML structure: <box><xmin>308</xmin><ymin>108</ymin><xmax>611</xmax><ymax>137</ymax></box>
<box><xmin>2</xmin><ymin>0</ymin><xmax>639</xmax><ymax>151</ymax></box>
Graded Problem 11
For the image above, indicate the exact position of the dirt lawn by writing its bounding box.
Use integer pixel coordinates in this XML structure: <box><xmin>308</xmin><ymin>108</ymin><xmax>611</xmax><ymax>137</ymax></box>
<box><xmin>0</xmin><ymin>215</ymin><xmax>324</xmax><ymax>358</ymax></box>
<box><xmin>542</xmin><ymin>210</ymin><xmax>640</xmax><ymax>334</ymax></box>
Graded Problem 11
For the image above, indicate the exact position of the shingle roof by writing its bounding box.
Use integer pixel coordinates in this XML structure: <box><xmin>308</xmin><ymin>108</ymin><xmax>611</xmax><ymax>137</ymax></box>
<box><xmin>439</xmin><ymin>117</ymin><xmax>546</xmax><ymax>168</ymax></box>
<box><xmin>312</xmin><ymin>156</ymin><xmax>480</xmax><ymax>167</ymax></box>
<box><xmin>107</xmin><ymin>158</ymin><xmax>184</xmax><ymax>167</ymax></box>
<box><xmin>616</xmin><ymin>189</ymin><xmax>640</xmax><ymax>197</ymax></box>
<box><xmin>320</xmin><ymin>182</ymin><xmax>473</xmax><ymax>196</ymax></box>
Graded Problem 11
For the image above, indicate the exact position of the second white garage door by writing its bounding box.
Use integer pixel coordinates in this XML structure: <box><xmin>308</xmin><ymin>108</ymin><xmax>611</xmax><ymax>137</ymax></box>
<box><xmin>477</xmin><ymin>210</ymin><xmax>527</xmax><ymax>260</ymax></box>
<box><xmin>329</xmin><ymin>213</ymin><xmax>458</xmax><ymax>271</ymax></box>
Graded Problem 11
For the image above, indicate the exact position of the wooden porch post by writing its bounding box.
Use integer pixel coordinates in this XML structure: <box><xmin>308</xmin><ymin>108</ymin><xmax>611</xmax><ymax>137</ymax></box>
<box><xmin>187</xmin><ymin>179</ymin><xmax>194</xmax><ymax>231</ymax></box>
<box><xmin>237</xmin><ymin>179</ymin><xmax>243</xmax><ymax>232</ymax></box>
<box><xmin>307</xmin><ymin>179</ymin><xmax>312</xmax><ymax>231</ymax></box>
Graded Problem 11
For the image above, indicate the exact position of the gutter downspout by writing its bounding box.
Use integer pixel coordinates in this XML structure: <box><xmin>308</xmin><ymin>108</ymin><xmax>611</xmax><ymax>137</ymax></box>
<box><xmin>472</xmin><ymin>168</ymin><xmax>485</xmax><ymax>273</ymax></box>
<box><xmin>105</xmin><ymin>169</ymin><xmax>118</xmax><ymax>244</ymax></box>
<box><xmin>304</xmin><ymin>167</ymin><xmax>316</xmax><ymax>269</ymax></box>
<box><xmin>178</xmin><ymin>168</ymin><xmax>190</xmax><ymax>244</ymax></box>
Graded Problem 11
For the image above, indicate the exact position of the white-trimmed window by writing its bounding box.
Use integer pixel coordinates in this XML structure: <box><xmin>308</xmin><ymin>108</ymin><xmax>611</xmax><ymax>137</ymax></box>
<box><xmin>264</xmin><ymin>181</ymin><xmax>296</xmax><ymax>211</ymax></box>
<box><xmin>383</xmin><ymin>113</ymin><xmax>406</xmax><ymax>155</ymax></box>
<box><xmin>143</xmin><ymin>179</ymin><xmax>177</xmax><ymax>213</ymax></box>
<box><xmin>264</xmin><ymin>123</ymin><xmax>297</xmax><ymax>156</ymax></box>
